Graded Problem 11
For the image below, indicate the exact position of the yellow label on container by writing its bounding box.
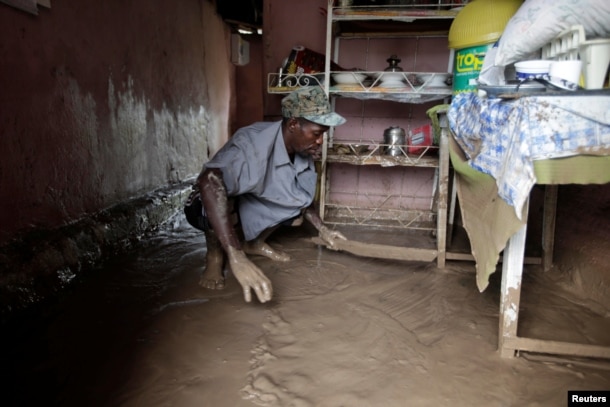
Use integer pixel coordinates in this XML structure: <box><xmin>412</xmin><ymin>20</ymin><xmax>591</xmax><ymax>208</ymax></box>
<box><xmin>455</xmin><ymin>49</ymin><xmax>486</xmax><ymax>73</ymax></box>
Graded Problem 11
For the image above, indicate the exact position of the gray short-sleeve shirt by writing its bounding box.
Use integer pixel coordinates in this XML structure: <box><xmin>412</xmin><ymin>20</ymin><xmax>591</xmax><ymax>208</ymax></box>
<box><xmin>203</xmin><ymin>121</ymin><xmax>317</xmax><ymax>241</ymax></box>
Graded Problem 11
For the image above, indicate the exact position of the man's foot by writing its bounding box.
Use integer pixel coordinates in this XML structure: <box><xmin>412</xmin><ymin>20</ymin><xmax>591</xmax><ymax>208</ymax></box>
<box><xmin>199</xmin><ymin>245</ymin><xmax>226</xmax><ymax>290</ymax></box>
<box><xmin>199</xmin><ymin>271</ymin><xmax>225</xmax><ymax>290</ymax></box>
<box><xmin>243</xmin><ymin>241</ymin><xmax>291</xmax><ymax>262</ymax></box>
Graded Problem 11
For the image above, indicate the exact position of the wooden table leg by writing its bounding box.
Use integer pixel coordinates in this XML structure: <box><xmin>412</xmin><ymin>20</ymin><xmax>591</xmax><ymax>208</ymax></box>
<box><xmin>499</xmin><ymin>199</ymin><xmax>529</xmax><ymax>358</ymax></box>
<box><xmin>542</xmin><ymin>185</ymin><xmax>558</xmax><ymax>271</ymax></box>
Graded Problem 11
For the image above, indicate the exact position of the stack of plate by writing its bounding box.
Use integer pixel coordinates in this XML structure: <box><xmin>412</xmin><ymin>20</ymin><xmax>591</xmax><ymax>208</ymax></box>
<box><xmin>373</xmin><ymin>72</ymin><xmax>406</xmax><ymax>88</ymax></box>
<box><xmin>416</xmin><ymin>73</ymin><xmax>451</xmax><ymax>87</ymax></box>
<box><xmin>332</xmin><ymin>72</ymin><xmax>368</xmax><ymax>85</ymax></box>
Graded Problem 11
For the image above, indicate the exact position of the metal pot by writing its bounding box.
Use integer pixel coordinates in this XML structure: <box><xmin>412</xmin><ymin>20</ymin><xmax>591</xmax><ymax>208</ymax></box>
<box><xmin>383</xmin><ymin>126</ymin><xmax>405</xmax><ymax>156</ymax></box>
<box><xmin>384</xmin><ymin>55</ymin><xmax>403</xmax><ymax>72</ymax></box>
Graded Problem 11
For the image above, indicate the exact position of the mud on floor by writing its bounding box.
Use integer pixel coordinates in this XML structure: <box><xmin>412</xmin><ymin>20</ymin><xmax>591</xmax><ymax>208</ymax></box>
<box><xmin>1</xmin><ymin>217</ymin><xmax>609</xmax><ymax>407</ymax></box>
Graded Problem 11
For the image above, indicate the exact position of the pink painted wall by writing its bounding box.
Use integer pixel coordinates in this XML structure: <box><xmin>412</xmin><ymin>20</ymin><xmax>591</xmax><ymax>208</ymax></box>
<box><xmin>234</xmin><ymin>35</ymin><xmax>264</xmax><ymax>132</ymax></box>
<box><xmin>262</xmin><ymin>0</ymin><xmax>329</xmax><ymax>119</ymax></box>
<box><xmin>0</xmin><ymin>0</ymin><xmax>233</xmax><ymax>246</ymax></box>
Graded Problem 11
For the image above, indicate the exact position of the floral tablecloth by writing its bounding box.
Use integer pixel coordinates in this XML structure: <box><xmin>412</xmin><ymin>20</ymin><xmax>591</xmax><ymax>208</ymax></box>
<box><xmin>449</xmin><ymin>91</ymin><xmax>610</xmax><ymax>220</ymax></box>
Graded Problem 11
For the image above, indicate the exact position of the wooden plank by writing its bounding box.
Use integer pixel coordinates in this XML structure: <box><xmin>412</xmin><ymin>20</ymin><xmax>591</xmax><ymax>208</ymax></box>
<box><xmin>505</xmin><ymin>337</ymin><xmax>610</xmax><ymax>360</ymax></box>
<box><xmin>446</xmin><ymin>252</ymin><xmax>474</xmax><ymax>261</ymax></box>
<box><xmin>447</xmin><ymin>172</ymin><xmax>458</xmax><ymax>248</ymax></box>
<box><xmin>436</xmin><ymin>123</ymin><xmax>450</xmax><ymax>268</ymax></box>
<box><xmin>310</xmin><ymin>237</ymin><xmax>437</xmax><ymax>262</ymax></box>
<box><xmin>445</xmin><ymin>251</ymin><xmax>542</xmax><ymax>265</ymax></box>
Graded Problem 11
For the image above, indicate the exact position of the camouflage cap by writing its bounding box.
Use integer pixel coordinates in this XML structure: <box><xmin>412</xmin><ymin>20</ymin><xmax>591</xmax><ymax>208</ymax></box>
<box><xmin>281</xmin><ymin>86</ymin><xmax>346</xmax><ymax>127</ymax></box>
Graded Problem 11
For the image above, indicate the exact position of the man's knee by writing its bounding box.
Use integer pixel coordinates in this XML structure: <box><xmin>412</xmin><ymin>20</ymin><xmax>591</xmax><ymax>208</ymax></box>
<box><xmin>184</xmin><ymin>188</ymin><xmax>240</xmax><ymax>235</ymax></box>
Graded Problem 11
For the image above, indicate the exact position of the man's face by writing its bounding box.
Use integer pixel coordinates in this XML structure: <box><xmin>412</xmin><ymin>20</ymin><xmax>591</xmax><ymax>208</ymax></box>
<box><xmin>288</xmin><ymin>118</ymin><xmax>329</xmax><ymax>159</ymax></box>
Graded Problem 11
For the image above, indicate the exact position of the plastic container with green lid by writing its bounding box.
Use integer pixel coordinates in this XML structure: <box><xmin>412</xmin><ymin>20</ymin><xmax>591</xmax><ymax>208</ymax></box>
<box><xmin>448</xmin><ymin>0</ymin><xmax>523</xmax><ymax>94</ymax></box>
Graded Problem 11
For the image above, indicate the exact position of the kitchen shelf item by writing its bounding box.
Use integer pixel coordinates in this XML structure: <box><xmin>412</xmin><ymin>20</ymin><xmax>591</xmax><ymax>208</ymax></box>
<box><xmin>332</xmin><ymin>71</ymin><xmax>368</xmax><ymax>84</ymax></box>
<box><xmin>542</xmin><ymin>25</ymin><xmax>610</xmax><ymax>90</ymax></box>
<box><xmin>317</xmin><ymin>0</ymin><xmax>455</xmax><ymax>266</ymax></box>
<box><xmin>383</xmin><ymin>126</ymin><xmax>406</xmax><ymax>156</ymax></box>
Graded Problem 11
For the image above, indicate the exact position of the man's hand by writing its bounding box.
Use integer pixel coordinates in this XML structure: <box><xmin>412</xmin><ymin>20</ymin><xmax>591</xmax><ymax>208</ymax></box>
<box><xmin>303</xmin><ymin>207</ymin><xmax>348</xmax><ymax>251</ymax></box>
<box><xmin>226</xmin><ymin>247</ymin><xmax>273</xmax><ymax>303</ymax></box>
<box><xmin>319</xmin><ymin>225</ymin><xmax>347</xmax><ymax>251</ymax></box>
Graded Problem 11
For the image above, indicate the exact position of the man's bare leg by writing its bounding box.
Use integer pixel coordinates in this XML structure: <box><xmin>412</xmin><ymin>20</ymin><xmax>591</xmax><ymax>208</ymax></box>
<box><xmin>200</xmin><ymin>227</ymin><xmax>226</xmax><ymax>289</ymax></box>
<box><xmin>243</xmin><ymin>225</ymin><xmax>291</xmax><ymax>262</ymax></box>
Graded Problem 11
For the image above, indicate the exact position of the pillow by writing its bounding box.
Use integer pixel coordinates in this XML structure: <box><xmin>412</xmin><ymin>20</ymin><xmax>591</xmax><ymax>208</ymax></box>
<box><xmin>494</xmin><ymin>0</ymin><xmax>610</xmax><ymax>66</ymax></box>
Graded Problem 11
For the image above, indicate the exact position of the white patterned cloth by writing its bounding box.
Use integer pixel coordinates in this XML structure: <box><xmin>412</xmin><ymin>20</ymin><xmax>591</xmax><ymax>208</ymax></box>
<box><xmin>448</xmin><ymin>92</ymin><xmax>610</xmax><ymax>219</ymax></box>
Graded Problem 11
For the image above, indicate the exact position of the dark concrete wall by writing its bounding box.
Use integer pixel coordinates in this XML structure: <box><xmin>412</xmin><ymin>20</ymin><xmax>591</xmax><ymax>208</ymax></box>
<box><xmin>0</xmin><ymin>0</ymin><xmax>236</xmax><ymax>317</ymax></box>
<box><xmin>0</xmin><ymin>0</ymin><xmax>232</xmax><ymax>246</ymax></box>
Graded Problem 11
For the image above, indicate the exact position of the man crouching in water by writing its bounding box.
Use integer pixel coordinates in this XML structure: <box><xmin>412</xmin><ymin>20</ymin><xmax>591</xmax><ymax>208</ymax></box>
<box><xmin>185</xmin><ymin>86</ymin><xmax>347</xmax><ymax>303</ymax></box>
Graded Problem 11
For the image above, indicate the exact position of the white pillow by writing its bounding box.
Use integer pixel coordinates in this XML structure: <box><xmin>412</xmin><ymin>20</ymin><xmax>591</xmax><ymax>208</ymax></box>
<box><xmin>494</xmin><ymin>0</ymin><xmax>610</xmax><ymax>66</ymax></box>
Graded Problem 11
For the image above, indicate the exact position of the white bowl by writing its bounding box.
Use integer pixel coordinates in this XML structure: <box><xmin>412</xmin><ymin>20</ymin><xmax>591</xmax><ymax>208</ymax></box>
<box><xmin>515</xmin><ymin>60</ymin><xmax>552</xmax><ymax>80</ymax></box>
<box><xmin>332</xmin><ymin>72</ymin><xmax>368</xmax><ymax>84</ymax></box>
<box><xmin>416</xmin><ymin>73</ymin><xmax>451</xmax><ymax>87</ymax></box>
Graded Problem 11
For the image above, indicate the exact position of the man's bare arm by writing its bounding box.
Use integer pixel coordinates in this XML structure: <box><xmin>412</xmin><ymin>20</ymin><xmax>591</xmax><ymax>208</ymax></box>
<box><xmin>198</xmin><ymin>168</ymin><xmax>272</xmax><ymax>303</ymax></box>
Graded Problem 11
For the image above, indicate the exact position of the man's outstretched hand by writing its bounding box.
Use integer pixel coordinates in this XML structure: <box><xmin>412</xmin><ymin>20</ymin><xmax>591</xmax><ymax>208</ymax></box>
<box><xmin>226</xmin><ymin>247</ymin><xmax>273</xmax><ymax>303</ymax></box>
<box><xmin>318</xmin><ymin>226</ymin><xmax>347</xmax><ymax>251</ymax></box>
<box><xmin>303</xmin><ymin>208</ymin><xmax>348</xmax><ymax>251</ymax></box>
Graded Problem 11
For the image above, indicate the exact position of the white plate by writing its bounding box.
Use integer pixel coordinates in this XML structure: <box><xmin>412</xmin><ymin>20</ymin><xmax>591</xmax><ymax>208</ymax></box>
<box><xmin>416</xmin><ymin>73</ymin><xmax>451</xmax><ymax>87</ymax></box>
<box><xmin>333</xmin><ymin>72</ymin><xmax>368</xmax><ymax>84</ymax></box>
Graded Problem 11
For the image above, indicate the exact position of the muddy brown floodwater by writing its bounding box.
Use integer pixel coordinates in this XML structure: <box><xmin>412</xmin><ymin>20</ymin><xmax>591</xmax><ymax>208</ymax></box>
<box><xmin>1</xmin><ymin>205</ymin><xmax>609</xmax><ymax>406</ymax></box>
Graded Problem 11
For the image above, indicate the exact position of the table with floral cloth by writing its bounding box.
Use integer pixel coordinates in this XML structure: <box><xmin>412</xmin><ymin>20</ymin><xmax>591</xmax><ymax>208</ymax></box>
<box><xmin>447</xmin><ymin>90</ymin><xmax>610</xmax><ymax>358</ymax></box>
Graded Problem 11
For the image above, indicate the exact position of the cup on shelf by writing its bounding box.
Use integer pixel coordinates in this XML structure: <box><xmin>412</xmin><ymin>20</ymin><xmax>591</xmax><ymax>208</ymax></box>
<box><xmin>383</xmin><ymin>126</ymin><xmax>406</xmax><ymax>156</ymax></box>
<box><xmin>579</xmin><ymin>39</ymin><xmax>610</xmax><ymax>89</ymax></box>
<box><xmin>548</xmin><ymin>60</ymin><xmax>582</xmax><ymax>90</ymax></box>
<box><xmin>514</xmin><ymin>60</ymin><xmax>552</xmax><ymax>81</ymax></box>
